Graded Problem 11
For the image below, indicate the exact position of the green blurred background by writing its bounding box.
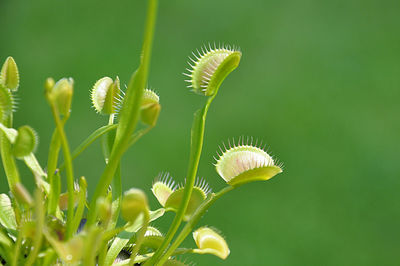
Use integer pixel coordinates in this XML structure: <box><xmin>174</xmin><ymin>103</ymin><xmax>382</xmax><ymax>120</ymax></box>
<box><xmin>1</xmin><ymin>0</ymin><xmax>399</xmax><ymax>265</ymax></box>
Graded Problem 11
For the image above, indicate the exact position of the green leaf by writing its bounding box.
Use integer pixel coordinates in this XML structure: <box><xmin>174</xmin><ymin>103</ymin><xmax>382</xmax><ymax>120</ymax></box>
<box><xmin>0</xmin><ymin>123</ymin><xmax>17</xmax><ymax>143</ymax></box>
<box><xmin>23</xmin><ymin>153</ymin><xmax>46</xmax><ymax>178</ymax></box>
<box><xmin>0</xmin><ymin>193</ymin><xmax>17</xmax><ymax>230</ymax></box>
<box><xmin>0</xmin><ymin>229</ymin><xmax>12</xmax><ymax>249</ymax></box>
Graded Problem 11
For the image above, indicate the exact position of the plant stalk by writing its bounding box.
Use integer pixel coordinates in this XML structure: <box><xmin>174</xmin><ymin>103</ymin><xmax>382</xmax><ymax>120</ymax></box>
<box><xmin>48</xmin><ymin>103</ymin><xmax>75</xmax><ymax>239</ymax></box>
<box><xmin>86</xmin><ymin>0</ymin><xmax>158</xmax><ymax>227</ymax></box>
<box><xmin>148</xmin><ymin>97</ymin><xmax>214</xmax><ymax>265</ymax></box>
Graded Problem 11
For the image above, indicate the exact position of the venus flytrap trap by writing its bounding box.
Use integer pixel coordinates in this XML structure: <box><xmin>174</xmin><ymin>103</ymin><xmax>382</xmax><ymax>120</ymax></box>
<box><xmin>0</xmin><ymin>0</ymin><xmax>283</xmax><ymax>265</ymax></box>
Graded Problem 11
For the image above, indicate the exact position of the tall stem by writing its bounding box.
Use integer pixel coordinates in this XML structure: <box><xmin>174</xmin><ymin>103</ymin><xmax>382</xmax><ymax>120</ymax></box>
<box><xmin>49</xmin><ymin>103</ymin><xmax>75</xmax><ymax>239</ymax></box>
<box><xmin>47</xmin><ymin>128</ymin><xmax>62</xmax><ymax>215</ymax></box>
<box><xmin>86</xmin><ymin>0</ymin><xmax>158</xmax><ymax>227</ymax></box>
<box><xmin>148</xmin><ymin>97</ymin><xmax>214</xmax><ymax>265</ymax></box>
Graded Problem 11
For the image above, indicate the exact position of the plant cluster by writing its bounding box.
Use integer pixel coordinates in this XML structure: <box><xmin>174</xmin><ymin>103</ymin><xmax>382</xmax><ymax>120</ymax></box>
<box><xmin>0</xmin><ymin>0</ymin><xmax>283</xmax><ymax>265</ymax></box>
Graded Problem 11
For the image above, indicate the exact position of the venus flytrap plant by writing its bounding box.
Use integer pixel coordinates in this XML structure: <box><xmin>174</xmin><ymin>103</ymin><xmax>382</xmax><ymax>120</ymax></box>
<box><xmin>85</xmin><ymin>0</ymin><xmax>158</xmax><ymax>228</ymax></box>
<box><xmin>45</xmin><ymin>77</ymin><xmax>76</xmax><ymax>239</ymax></box>
<box><xmin>152</xmin><ymin>174</ymin><xmax>212</xmax><ymax>221</ymax></box>
<box><xmin>0</xmin><ymin>0</ymin><xmax>284</xmax><ymax>264</ymax></box>
<box><xmin>147</xmin><ymin>44</ymin><xmax>242</xmax><ymax>266</ymax></box>
<box><xmin>215</xmin><ymin>138</ymin><xmax>283</xmax><ymax>187</ymax></box>
<box><xmin>0</xmin><ymin>59</ymin><xmax>21</xmax><ymax>207</ymax></box>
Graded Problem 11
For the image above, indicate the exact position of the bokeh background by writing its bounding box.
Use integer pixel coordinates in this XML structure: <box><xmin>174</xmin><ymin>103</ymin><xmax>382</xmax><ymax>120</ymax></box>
<box><xmin>1</xmin><ymin>0</ymin><xmax>399</xmax><ymax>265</ymax></box>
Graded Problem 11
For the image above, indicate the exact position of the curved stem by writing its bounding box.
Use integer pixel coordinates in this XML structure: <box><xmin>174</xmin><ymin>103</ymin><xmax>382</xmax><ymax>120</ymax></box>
<box><xmin>148</xmin><ymin>97</ymin><xmax>214</xmax><ymax>265</ymax></box>
<box><xmin>128</xmin><ymin>125</ymin><xmax>153</xmax><ymax>147</ymax></box>
<box><xmin>106</xmin><ymin>114</ymin><xmax>121</xmax><ymax>230</ymax></box>
<box><xmin>48</xmin><ymin>103</ymin><xmax>75</xmax><ymax>239</ymax></box>
<box><xmin>157</xmin><ymin>186</ymin><xmax>234</xmax><ymax>265</ymax></box>
<box><xmin>86</xmin><ymin>0</ymin><xmax>158</xmax><ymax>227</ymax></box>
<box><xmin>0</xmin><ymin>114</ymin><xmax>20</xmax><ymax>196</ymax></box>
<box><xmin>58</xmin><ymin>124</ymin><xmax>117</xmax><ymax>171</ymax></box>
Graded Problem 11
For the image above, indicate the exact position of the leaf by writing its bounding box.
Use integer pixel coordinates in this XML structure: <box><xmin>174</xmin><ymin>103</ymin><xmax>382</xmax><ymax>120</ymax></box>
<box><xmin>0</xmin><ymin>122</ymin><xmax>17</xmax><ymax>143</ymax></box>
<box><xmin>0</xmin><ymin>193</ymin><xmax>17</xmax><ymax>230</ymax></box>
<box><xmin>0</xmin><ymin>228</ymin><xmax>13</xmax><ymax>250</ymax></box>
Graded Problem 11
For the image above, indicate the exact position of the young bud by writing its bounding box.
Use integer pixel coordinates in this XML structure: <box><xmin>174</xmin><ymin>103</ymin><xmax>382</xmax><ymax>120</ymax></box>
<box><xmin>140</xmin><ymin>89</ymin><xmax>160</xmax><ymax>126</ymax></box>
<box><xmin>44</xmin><ymin>77</ymin><xmax>55</xmax><ymax>94</ymax></box>
<box><xmin>51</xmin><ymin>78</ymin><xmax>74</xmax><ymax>116</ymax></box>
<box><xmin>13</xmin><ymin>125</ymin><xmax>38</xmax><ymax>158</ymax></box>
<box><xmin>121</xmin><ymin>188</ymin><xmax>148</xmax><ymax>223</ymax></box>
<box><xmin>193</xmin><ymin>227</ymin><xmax>230</xmax><ymax>259</ymax></box>
<box><xmin>91</xmin><ymin>76</ymin><xmax>122</xmax><ymax>115</ymax></box>
<box><xmin>13</xmin><ymin>182</ymin><xmax>33</xmax><ymax>206</ymax></box>
<box><xmin>184</xmin><ymin>44</ymin><xmax>241</xmax><ymax>96</ymax></box>
<box><xmin>215</xmin><ymin>138</ymin><xmax>283</xmax><ymax>187</ymax></box>
<box><xmin>0</xmin><ymin>56</ymin><xmax>19</xmax><ymax>91</ymax></box>
<box><xmin>96</xmin><ymin>197</ymin><xmax>111</xmax><ymax>224</ymax></box>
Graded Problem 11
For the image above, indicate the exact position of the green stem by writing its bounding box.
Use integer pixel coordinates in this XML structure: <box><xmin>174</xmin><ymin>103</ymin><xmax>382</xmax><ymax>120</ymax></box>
<box><xmin>25</xmin><ymin>190</ymin><xmax>45</xmax><ymax>266</ymax></box>
<box><xmin>109</xmin><ymin>165</ymin><xmax>122</xmax><ymax>229</ymax></box>
<box><xmin>104</xmin><ymin>114</ymin><xmax>121</xmax><ymax>230</ymax></box>
<box><xmin>47</xmin><ymin>128</ymin><xmax>62</xmax><ymax>215</ymax></box>
<box><xmin>70</xmin><ymin>176</ymin><xmax>88</xmax><ymax>233</ymax></box>
<box><xmin>0</xmin><ymin>114</ymin><xmax>20</xmax><ymax>196</ymax></box>
<box><xmin>148</xmin><ymin>97</ymin><xmax>214</xmax><ymax>265</ymax></box>
<box><xmin>109</xmin><ymin>126</ymin><xmax>152</xmax><ymax>230</ymax></box>
<box><xmin>11</xmin><ymin>219</ymin><xmax>26</xmax><ymax>266</ymax></box>
<box><xmin>59</xmin><ymin>124</ymin><xmax>117</xmax><ymax>171</ymax></box>
<box><xmin>83</xmin><ymin>227</ymin><xmax>103</xmax><ymax>266</ymax></box>
<box><xmin>128</xmin><ymin>126</ymin><xmax>153</xmax><ymax>147</ymax></box>
<box><xmin>86</xmin><ymin>0</ymin><xmax>158</xmax><ymax>227</ymax></box>
<box><xmin>48</xmin><ymin>103</ymin><xmax>75</xmax><ymax>239</ymax></box>
<box><xmin>128</xmin><ymin>210</ymin><xmax>150</xmax><ymax>265</ymax></box>
<box><xmin>157</xmin><ymin>186</ymin><xmax>234</xmax><ymax>265</ymax></box>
